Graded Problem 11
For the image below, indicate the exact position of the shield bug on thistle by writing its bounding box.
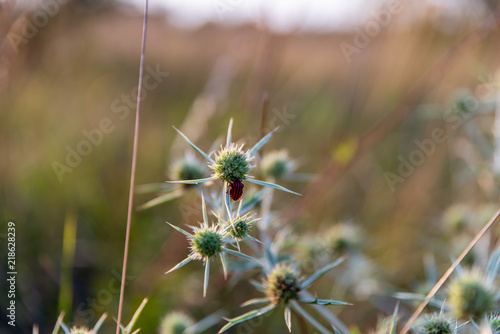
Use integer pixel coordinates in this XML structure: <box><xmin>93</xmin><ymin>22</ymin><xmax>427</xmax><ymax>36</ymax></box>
<box><xmin>229</xmin><ymin>179</ymin><xmax>244</xmax><ymax>201</ymax></box>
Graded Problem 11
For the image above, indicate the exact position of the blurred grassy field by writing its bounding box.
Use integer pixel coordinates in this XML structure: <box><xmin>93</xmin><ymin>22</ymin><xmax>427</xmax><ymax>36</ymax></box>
<box><xmin>2</xmin><ymin>1</ymin><xmax>500</xmax><ymax>333</ymax></box>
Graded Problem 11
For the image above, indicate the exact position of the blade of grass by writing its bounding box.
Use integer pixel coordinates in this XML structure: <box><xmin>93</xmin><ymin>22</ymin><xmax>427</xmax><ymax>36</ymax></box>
<box><xmin>116</xmin><ymin>1</ymin><xmax>149</xmax><ymax>332</ymax></box>
<box><xmin>58</xmin><ymin>211</ymin><xmax>76</xmax><ymax>318</ymax></box>
<box><xmin>51</xmin><ymin>312</ymin><xmax>65</xmax><ymax>334</ymax></box>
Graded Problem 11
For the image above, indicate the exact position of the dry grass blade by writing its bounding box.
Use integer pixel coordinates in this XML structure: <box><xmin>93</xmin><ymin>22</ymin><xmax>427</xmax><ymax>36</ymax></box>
<box><xmin>400</xmin><ymin>207</ymin><xmax>500</xmax><ymax>334</ymax></box>
<box><xmin>115</xmin><ymin>0</ymin><xmax>149</xmax><ymax>333</ymax></box>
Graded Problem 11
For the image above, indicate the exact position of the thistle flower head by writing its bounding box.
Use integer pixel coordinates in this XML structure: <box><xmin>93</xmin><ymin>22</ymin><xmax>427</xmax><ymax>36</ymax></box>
<box><xmin>325</xmin><ymin>223</ymin><xmax>364</xmax><ymax>255</ymax></box>
<box><xmin>229</xmin><ymin>214</ymin><xmax>254</xmax><ymax>240</ymax></box>
<box><xmin>69</xmin><ymin>328</ymin><xmax>92</xmax><ymax>334</ymax></box>
<box><xmin>210</xmin><ymin>143</ymin><xmax>253</xmax><ymax>184</ymax></box>
<box><xmin>190</xmin><ymin>225</ymin><xmax>224</xmax><ymax>260</ymax></box>
<box><xmin>448</xmin><ymin>271</ymin><xmax>496</xmax><ymax>320</ymax></box>
<box><xmin>159</xmin><ymin>311</ymin><xmax>194</xmax><ymax>334</ymax></box>
<box><xmin>260</xmin><ymin>150</ymin><xmax>295</xmax><ymax>180</ymax></box>
<box><xmin>265</xmin><ymin>263</ymin><xmax>302</xmax><ymax>305</ymax></box>
<box><xmin>170</xmin><ymin>154</ymin><xmax>207</xmax><ymax>182</ymax></box>
<box><xmin>414</xmin><ymin>313</ymin><xmax>455</xmax><ymax>334</ymax></box>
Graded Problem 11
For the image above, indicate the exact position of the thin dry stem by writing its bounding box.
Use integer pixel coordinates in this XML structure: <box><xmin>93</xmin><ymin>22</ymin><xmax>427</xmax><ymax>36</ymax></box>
<box><xmin>400</xmin><ymin>207</ymin><xmax>500</xmax><ymax>334</ymax></box>
<box><xmin>115</xmin><ymin>1</ymin><xmax>149</xmax><ymax>333</ymax></box>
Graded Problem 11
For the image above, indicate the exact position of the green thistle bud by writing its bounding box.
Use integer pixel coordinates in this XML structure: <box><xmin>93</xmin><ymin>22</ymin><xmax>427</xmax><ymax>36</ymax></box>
<box><xmin>190</xmin><ymin>226</ymin><xmax>224</xmax><ymax>259</ymax></box>
<box><xmin>265</xmin><ymin>263</ymin><xmax>302</xmax><ymax>305</ymax></box>
<box><xmin>159</xmin><ymin>311</ymin><xmax>194</xmax><ymax>334</ymax></box>
<box><xmin>415</xmin><ymin>314</ymin><xmax>454</xmax><ymax>334</ymax></box>
<box><xmin>442</xmin><ymin>205</ymin><xmax>472</xmax><ymax>235</ymax></box>
<box><xmin>171</xmin><ymin>154</ymin><xmax>207</xmax><ymax>182</ymax></box>
<box><xmin>209</xmin><ymin>144</ymin><xmax>253</xmax><ymax>184</ymax></box>
<box><xmin>448</xmin><ymin>271</ymin><xmax>496</xmax><ymax>320</ymax></box>
<box><xmin>69</xmin><ymin>327</ymin><xmax>92</xmax><ymax>334</ymax></box>
<box><xmin>230</xmin><ymin>215</ymin><xmax>254</xmax><ymax>240</ymax></box>
<box><xmin>260</xmin><ymin>150</ymin><xmax>295</xmax><ymax>180</ymax></box>
<box><xmin>325</xmin><ymin>223</ymin><xmax>363</xmax><ymax>255</ymax></box>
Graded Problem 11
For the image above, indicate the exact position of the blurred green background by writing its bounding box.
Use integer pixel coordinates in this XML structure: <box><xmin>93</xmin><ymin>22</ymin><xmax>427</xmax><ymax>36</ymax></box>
<box><xmin>2</xmin><ymin>0</ymin><xmax>500</xmax><ymax>332</ymax></box>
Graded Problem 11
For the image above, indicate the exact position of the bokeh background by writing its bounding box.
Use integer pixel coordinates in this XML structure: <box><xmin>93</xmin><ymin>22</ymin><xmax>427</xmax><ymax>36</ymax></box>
<box><xmin>2</xmin><ymin>0</ymin><xmax>500</xmax><ymax>332</ymax></box>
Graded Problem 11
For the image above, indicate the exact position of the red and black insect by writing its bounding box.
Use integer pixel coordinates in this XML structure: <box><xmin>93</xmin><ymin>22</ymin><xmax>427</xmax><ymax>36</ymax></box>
<box><xmin>229</xmin><ymin>179</ymin><xmax>244</xmax><ymax>201</ymax></box>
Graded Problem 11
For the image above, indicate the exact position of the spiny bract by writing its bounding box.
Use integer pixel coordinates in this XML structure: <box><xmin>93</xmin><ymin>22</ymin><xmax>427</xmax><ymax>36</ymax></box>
<box><xmin>265</xmin><ymin>263</ymin><xmax>302</xmax><ymax>305</ymax></box>
<box><xmin>210</xmin><ymin>143</ymin><xmax>252</xmax><ymax>184</ymax></box>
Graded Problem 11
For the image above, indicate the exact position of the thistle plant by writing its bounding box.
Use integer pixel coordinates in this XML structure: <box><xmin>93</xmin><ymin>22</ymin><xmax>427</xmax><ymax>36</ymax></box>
<box><xmin>167</xmin><ymin>119</ymin><xmax>300</xmax><ymax>198</ymax></box>
<box><xmin>400</xmin><ymin>245</ymin><xmax>500</xmax><ymax>333</ymax></box>
<box><xmin>52</xmin><ymin>300</ymin><xmax>145</xmax><ymax>334</ymax></box>
<box><xmin>165</xmin><ymin>194</ymin><xmax>259</xmax><ymax>297</ymax></box>
<box><xmin>413</xmin><ymin>313</ymin><xmax>465</xmax><ymax>334</ymax></box>
<box><xmin>219</xmin><ymin>258</ymin><xmax>348</xmax><ymax>333</ymax></box>
<box><xmin>152</xmin><ymin>120</ymin><xmax>355</xmax><ymax>333</ymax></box>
